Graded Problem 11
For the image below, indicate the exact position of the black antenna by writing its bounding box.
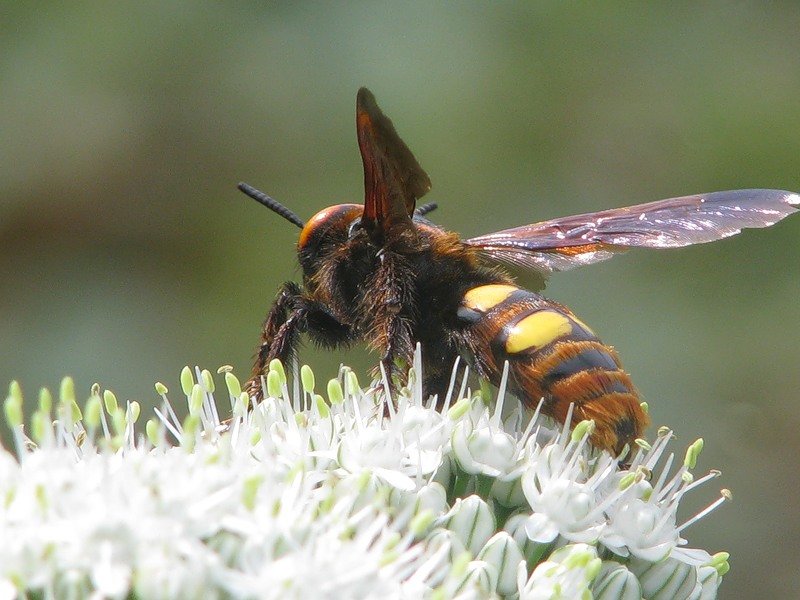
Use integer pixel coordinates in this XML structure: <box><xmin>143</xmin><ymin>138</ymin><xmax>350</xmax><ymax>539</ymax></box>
<box><xmin>415</xmin><ymin>202</ymin><xmax>438</xmax><ymax>217</ymax></box>
<box><xmin>238</xmin><ymin>182</ymin><xmax>305</xmax><ymax>229</ymax></box>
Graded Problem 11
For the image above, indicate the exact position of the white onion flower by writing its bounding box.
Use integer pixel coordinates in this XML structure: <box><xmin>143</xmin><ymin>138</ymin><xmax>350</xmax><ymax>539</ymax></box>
<box><xmin>451</xmin><ymin>363</ymin><xmax>528</xmax><ymax>480</ymax></box>
<box><xmin>521</xmin><ymin>419</ymin><xmax>608</xmax><ymax>544</ymax></box>
<box><xmin>602</xmin><ymin>432</ymin><xmax>730</xmax><ymax>566</ymax></box>
<box><xmin>1</xmin><ymin>349</ymin><xmax>731</xmax><ymax>598</ymax></box>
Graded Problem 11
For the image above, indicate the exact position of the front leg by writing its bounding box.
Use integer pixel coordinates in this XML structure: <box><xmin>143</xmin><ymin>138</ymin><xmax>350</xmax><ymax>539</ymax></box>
<box><xmin>379</xmin><ymin>312</ymin><xmax>415</xmax><ymax>389</ymax></box>
<box><xmin>367</xmin><ymin>253</ymin><xmax>416</xmax><ymax>390</ymax></box>
<box><xmin>246</xmin><ymin>281</ymin><xmax>351</xmax><ymax>399</ymax></box>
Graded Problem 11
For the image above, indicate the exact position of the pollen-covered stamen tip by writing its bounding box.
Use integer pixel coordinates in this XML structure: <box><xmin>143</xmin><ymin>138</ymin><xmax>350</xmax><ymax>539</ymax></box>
<box><xmin>677</xmin><ymin>489</ymin><xmax>732</xmax><ymax>534</ymax></box>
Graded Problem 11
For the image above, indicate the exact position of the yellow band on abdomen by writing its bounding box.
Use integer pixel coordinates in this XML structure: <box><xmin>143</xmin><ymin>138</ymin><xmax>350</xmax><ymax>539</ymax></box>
<box><xmin>463</xmin><ymin>284</ymin><xmax>519</xmax><ymax>313</ymax></box>
<box><xmin>505</xmin><ymin>310</ymin><xmax>573</xmax><ymax>354</ymax></box>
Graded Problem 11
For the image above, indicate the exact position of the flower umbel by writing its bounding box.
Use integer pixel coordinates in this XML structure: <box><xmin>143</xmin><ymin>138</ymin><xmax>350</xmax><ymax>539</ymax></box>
<box><xmin>1</xmin><ymin>352</ymin><xmax>730</xmax><ymax>598</ymax></box>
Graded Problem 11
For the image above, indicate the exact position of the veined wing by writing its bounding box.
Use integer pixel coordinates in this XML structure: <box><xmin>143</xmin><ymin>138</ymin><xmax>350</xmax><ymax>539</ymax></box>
<box><xmin>465</xmin><ymin>189</ymin><xmax>799</xmax><ymax>273</ymax></box>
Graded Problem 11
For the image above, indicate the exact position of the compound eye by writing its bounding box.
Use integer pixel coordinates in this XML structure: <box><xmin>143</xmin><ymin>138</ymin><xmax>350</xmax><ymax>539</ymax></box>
<box><xmin>347</xmin><ymin>217</ymin><xmax>362</xmax><ymax>239</ymax></box>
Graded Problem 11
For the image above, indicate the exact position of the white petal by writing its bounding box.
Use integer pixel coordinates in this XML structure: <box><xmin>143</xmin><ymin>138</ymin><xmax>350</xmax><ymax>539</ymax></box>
<box><xmin>373</xmin><ymin>467</ymin><xmax>416</xmax><ymax>491</ymax></box>
<box><xmin>524</xmin><ymin>513</ymin><xmax>559</xmax><ymax>544</ymax></box>
<box><xmin>671</xmin><ymin>546</ymin><xmax>714</xmax><ymax>567</ymax></box>
<box><xmin>0</xmin><ymin>579</ymin><xmax>17</xmax><ymax>600</ymax></box>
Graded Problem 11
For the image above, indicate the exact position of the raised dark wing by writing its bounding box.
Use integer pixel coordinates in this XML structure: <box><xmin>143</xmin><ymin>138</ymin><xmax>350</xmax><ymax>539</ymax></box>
<box><xmin>356</xmin><ymin>87</ymin><xmax>431</xmax><ymax>247</ymax></box>
<box><xmin>465</xmin><ymin>189</ymin><xmax>799</xmax><ymax>274</ymax></box>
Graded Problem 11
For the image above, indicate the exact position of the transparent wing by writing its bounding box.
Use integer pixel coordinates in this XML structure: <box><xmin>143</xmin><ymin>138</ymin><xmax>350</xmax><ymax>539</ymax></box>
<box><xmin>465</xmin><ymin>189</ymin><xmax>799</xmax><ymax>274</ymax></box>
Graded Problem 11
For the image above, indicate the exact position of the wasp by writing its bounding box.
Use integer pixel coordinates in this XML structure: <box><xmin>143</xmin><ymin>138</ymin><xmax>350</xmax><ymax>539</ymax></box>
<box><xmin>238</xmin><ymin>88</ymin><xmax>798</xmax><ymax>454</ymax></box>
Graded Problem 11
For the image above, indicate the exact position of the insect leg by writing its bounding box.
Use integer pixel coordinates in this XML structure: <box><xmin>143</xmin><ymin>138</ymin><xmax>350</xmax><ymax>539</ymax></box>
<box><xmin>379</xmin><ymin>313</ymin><xmax>415</xmax><ymax>389</ymax></box>
<box><xmin>368</xmin><ymin>254</ymin><xmax>416</xmax><ymax>390</ymax></box>
<box><xmin>247</xmin><ymin>282</ymin><xmax>352</xmax><ymax>399</ymax></box>
<box><xmin>246</xmin><ymin>282</ymin><xmax>306</xmax><ymax>397</ymax></box>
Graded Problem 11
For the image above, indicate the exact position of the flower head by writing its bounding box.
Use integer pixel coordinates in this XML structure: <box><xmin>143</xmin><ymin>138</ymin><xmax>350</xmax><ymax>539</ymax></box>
<box><xmin>1</xmin><ymin>354</ymin><xmax>731</xmax><ymax>599</ymax></box>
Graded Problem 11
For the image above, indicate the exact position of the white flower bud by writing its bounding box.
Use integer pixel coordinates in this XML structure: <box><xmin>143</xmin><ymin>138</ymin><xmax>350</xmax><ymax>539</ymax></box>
<box><xmin>697</xmin><ymin>564</ymin><xmax>723</xmax><ymax>600</ymax></box>
<box><xmin>452</xmin><ymin>419</ymin><xmax>518</xmax><ymax>477</ymax></box>
<box><xmin>461</xmin><ymin>560</ymin><xmax>498</xmax><ymax>596</ymax></box>
<box><xmin>629</xmin><ymin>556</ymin><xmax>702</xmax><ymax>600</ymax></box>
<box><xmin>438</xmin><ymin>495</ymin><xmax>495</xmax><ymax>555</ymax></box>
<box><xmin>491</xmin><ymin>474</ymin><xmax>526</xmax><ymax>507</ymax></box>
<box><xmin>426</xmin><ymin>528</ymin><xmax>468</xmax><ymax>580</ymax></box>
<box><xmin>416</xmin><ymin>482</ymin><xmax>448</xmax><ymax>516</ymax></box>
<box><xmin>504</xmin><ymin>512</ymin><xmax>552</xmax><ymax>567</ymax></box>
<box><xmin>592</xmin><ymin>561</ymin><xmax>642</xmax><ymax>600</ymax></box>
<box><xmin>518</xmin><ymin>543</ymin><xmax>601</xmax><ymax>600</ymax></box>
<box><xmin>477</xmin><ymin>531</ymin><xmax>525</xmax><ymax>596</ymax></box>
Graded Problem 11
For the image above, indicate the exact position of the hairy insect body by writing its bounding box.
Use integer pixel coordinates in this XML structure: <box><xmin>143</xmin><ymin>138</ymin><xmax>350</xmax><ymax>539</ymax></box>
<box><xmin>239</xmin><ymin>87</ymin><xmax>798</xmax><ymax>456</ymax></box>
<box><xmin>295</xmin><ymin>213</ymin><xmax>504</xmax><ymax>398</ymax></box>
<box><xmin>254</xmin><ymin>207</ymin><xmax>645</xmax><ymax>453</ymax></box>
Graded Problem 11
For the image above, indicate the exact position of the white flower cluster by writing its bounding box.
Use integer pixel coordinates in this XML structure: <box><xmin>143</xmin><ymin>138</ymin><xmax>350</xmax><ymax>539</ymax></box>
<box><xmin>0</xmin><ymin>352</ymin><xmax>730</xmax><ymax>599</ymax></box>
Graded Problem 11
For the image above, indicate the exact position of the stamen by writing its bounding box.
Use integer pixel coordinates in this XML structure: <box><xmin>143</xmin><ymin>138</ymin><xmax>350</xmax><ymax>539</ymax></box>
<box><xmin>442</xmin><ymin>356</ymin><xmax>461</xmax><ymax>413</ymax></box>
<box><xmin>557</xmin><ymin>403</ymin><xmax>576</xmax><ymax>447</ymax></box>
<box><xmin>153</xmin><ymin>406</ymin><xmax>182</xmax><ymax>441</ymax></box>
<box><xmin>677</xmin><ymin>489</ymin><xmax>732</xmax><ymax>533</ymax></box>
<box><xmin>456</xmin><ymin>364</ymin><xmax>470</xmax><ymax>406</ymax></box>
<box><xmin>491</xmin><ymin>360</ymin><xmax>510</xmax><ymax>429</ymax></box>
<box><xmin>650</xmin><ymin>453</ymin><xmax>675</xmax><ymax>498</ymax></box>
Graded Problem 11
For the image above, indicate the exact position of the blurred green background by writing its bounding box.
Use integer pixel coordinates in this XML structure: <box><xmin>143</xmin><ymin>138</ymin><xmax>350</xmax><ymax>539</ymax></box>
<box><xmin>2</xmin><ymin>3</ymin><xmax>799</xmax><ymax>597</ymax></box>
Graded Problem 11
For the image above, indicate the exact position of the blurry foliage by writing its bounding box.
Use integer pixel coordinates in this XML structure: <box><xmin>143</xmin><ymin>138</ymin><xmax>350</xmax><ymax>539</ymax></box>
<box><xmin>2</xmin><ymin>3</ymin><xmax>800</xmax><ymax>598</ymax></box>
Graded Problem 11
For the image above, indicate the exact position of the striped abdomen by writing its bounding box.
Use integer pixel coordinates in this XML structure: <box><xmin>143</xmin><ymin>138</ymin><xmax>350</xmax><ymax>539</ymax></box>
<box><xmin>458</xmin><ymin>284</ymin><xmax>649</xmax><ymax>454</ymax></box>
